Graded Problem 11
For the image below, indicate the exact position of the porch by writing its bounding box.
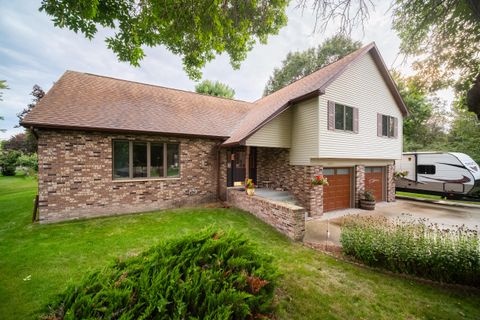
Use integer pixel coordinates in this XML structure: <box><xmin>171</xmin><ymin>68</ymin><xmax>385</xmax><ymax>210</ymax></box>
<box><xmin>226</xmin><ymin>187</ymin><xmax>305</xmax><ymax>241</ymax></box>
<box><xmin>222</xmin><ymin>146</ymin><xmax>323</xmax><ymax>217</ymax></box>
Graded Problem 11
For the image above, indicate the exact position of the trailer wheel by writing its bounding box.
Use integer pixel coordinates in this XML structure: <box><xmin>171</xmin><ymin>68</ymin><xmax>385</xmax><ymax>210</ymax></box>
<box><xmin>446</xmin><ymin>194</ymin><xmax>459</xmax><ymax>200</ymax></box>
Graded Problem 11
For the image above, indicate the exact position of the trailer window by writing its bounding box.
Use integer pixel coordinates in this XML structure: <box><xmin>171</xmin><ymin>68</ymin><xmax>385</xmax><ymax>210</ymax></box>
<box><xmin>417</xmin><ymin>165</ymin><xmax>436</xmax><ymax>175</ymax></box>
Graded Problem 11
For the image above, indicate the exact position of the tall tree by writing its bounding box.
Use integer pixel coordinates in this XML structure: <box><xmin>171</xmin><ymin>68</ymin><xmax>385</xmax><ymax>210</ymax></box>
<box><xmin>0</xmin><ymin>80</ymin><xmax>8</xmax><ymax>101</ymax></box>
<box><xmin>391</xmin><ymin>0</ymin><xmax>480</xmax><ymax>117</ymax></box>
<box><xmin>0</xmin><ymin>80</ymin><xmax>8</xmax><ymax>132</ymax></box>
<box><xmin>298</xmin><ymin>1</ymin><xmax>480</xmax><ymax>117</ymax></box>
<box><xmin>263</xmin><ymin>35</ymin><xmax>361</xmax><ymax>95</ymax></box>
<box><xmin>40</xmin><ymin>0</ymin><xmax>288</xmax><ymax>80</ymax></box>
<box><xmin>393</xmin><ymin>71</ymin><xmax>448</xmax><ymax>151</ymax></box>
<box><xmin>1</xmin><ymin>132</ymin><xmax>37</xmax><ymax>155</ymax></box>
<box><xmin>195</xmin><ymin>80</ymin><xmax>235</xmax><ymax>99</ymax></box>
<box><xmin>17</xmin><ymin>85</ymin><xmax>45</xmax><ymax>127</ymax></box>
<box><xmin>448</xmin><ymin>104</ymin><xmax>480</xmax><ymax>164</ymax></box>
<box><xmin>14</xmin><ymin>85</ymin><xmax>45</xmax><ymax>153</ymax></box>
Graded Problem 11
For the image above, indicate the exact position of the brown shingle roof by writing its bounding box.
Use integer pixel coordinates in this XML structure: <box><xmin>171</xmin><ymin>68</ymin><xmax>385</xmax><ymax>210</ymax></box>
<box><xmin>22</xmin><ymin>71</ymin><xmax>254</xmax><ymax>138</ymax></box>
<box><xmin>22</xmin><ymin>43</ymin><xmax>407</xmax><ymax>144</ymax></box>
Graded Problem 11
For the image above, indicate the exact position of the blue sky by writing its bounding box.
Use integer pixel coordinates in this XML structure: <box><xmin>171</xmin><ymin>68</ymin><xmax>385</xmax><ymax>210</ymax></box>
<box><xmin>0</xmin><ymin>1</ymin><xmax>452</xmax><ymax>140</ymax></box>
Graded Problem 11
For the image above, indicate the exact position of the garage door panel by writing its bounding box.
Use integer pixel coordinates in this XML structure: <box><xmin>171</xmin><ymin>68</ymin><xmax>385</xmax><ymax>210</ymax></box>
<box><xmin>365</xmin><ymin>167</ymin><xmax>384</xmax><ymax>201</ymax></box>
<box><xmin>323</xmin><ymin>167</ymin><xmax>352</xmax><ymax>212</ymax></box>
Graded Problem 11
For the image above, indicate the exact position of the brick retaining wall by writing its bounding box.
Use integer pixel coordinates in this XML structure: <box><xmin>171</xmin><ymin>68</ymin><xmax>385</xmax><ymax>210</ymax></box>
<box><xmin>227</xmin><ymin>188</ymin><xmax>305</xmax><ymax>241</ymax></box>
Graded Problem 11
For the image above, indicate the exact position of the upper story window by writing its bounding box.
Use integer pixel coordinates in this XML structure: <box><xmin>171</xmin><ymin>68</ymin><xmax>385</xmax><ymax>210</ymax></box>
<box><xmin>377</xmin><ymin>114</ymin><xmax>398</xmax><ymax>138</ymax></box>
<box><xmin>327</xmin><ymin>101</ymin><xmax>358</xmax><ymax>133</ymax></box>
<box><xmin>113</xmin><ymin>140</ymin><xmax>180</xmax><ymax>180</ymax></box>
<box><xmin>335</xmin><ymin>104</ymin><xmax>354</xmax><ymax>131</ymax></box>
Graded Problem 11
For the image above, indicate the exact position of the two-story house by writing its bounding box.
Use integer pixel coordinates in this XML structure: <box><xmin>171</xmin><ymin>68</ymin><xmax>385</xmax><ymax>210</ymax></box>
<box><xmin>22</xmin><ymin>42</ymin><xmax>408</xmax><ymax>225</ymax></box>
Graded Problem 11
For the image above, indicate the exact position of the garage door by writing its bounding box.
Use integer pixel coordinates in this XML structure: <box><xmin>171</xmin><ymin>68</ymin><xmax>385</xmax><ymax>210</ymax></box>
<box><xmin>323</xmin><ymin>168</ymin><xmax>352</xmax><ymax>212</ymax></box>
<box><xmin>365</xmin><ymin>167</ymin><xmax>384</xmax><ymax>201</ymax></box>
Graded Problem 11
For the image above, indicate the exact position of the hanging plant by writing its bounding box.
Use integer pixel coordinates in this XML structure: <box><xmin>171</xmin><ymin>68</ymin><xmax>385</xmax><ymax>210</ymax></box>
<box><xmin>311</xmin><ymin>175</ymin><xmax>329</xmax><ymax>186</ymax></box>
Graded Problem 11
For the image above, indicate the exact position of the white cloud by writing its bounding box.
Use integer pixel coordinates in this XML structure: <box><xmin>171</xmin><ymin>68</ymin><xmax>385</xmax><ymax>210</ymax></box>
<box><xmin>0</xmin><ymin>0</ymin><xmax>453</xmax><ymax>140</ymax></box>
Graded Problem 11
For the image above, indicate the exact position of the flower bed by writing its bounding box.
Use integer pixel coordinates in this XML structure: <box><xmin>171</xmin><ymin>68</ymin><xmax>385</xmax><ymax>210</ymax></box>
<box><xmin>340</xmin><ymin>215</ymin><xmax>480</xmax><ymax>287</ymax></box>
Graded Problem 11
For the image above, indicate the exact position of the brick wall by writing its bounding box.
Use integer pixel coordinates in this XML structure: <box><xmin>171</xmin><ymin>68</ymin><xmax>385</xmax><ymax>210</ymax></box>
<box><xmin>256</xmin><ymin>147</ymin><xmax>323</xmax><ymax>215</ymax></box>
<box><xmin>355</xmin><ymin>165</ymin><xmax>365</xmax><ymax>207</ymax></box>
<box><xmin>227</xmin><ymin>188</ymin><xmax>305</xmax><ymax>240</ymax></box>
<box><xmin>218</xmin><ymin>148</ymin><xmax>228</xmax><ymax>201</ymax></box>
<box><xmin>37</xmin><ymin>129</ymin><xmax>221</xmax><ymax>223</ymax></box>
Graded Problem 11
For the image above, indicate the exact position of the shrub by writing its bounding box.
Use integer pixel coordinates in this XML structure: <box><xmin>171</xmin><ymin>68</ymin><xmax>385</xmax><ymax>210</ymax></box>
<box><xmin>341</xmin><ymin>215</ymin><xmax>480</xmax><ymax>287</ymax></box>
<box><xmin>42</xmin><ymin>228</ymin><xmax>278</xmax><ymax>319</ymax></box>
<box><xmin>16</xmin><ymin>153</ymin><xmax>38</xmax><ymax>176</ymax></box>
<box><xmin>0</xmin><ymin>150</ymin><xmax>21</xmax><ymax>176</ymax></box>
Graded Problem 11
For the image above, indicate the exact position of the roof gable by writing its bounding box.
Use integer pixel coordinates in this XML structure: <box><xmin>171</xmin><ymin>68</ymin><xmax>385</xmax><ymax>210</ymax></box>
<box><xmin>222</xmin><ymin>43</ymin><xmax>408</xmax><ymax>146</ymax></box>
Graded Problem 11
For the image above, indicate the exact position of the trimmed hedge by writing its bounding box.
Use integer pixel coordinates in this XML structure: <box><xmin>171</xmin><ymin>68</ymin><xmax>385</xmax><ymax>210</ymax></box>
<box><xmin>42</xmin><ymin>228</ymin><xmax>278</xmax><ymax>319</ymax></box>
<box><xmin>341</xmin><ymin>215</ymin><xmax>480</xmax><ymax>287</ymax></box>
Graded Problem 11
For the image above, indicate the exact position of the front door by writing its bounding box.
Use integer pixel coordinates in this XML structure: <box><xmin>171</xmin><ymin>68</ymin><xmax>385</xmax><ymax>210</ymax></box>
<box><xmin>227</xmin><ymin>148</ymin><xmax>256</xmax><ymax>187</ymax></box>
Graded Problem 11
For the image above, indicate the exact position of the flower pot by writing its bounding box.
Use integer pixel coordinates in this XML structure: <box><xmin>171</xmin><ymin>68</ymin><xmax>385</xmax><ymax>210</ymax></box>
<box><xmin>360</xmin><ymin>199</ymin><xmax>375</xmax><ymax>210</ymax></box>
<box><xmin>246</xmin><ymin>188</ymin><xmax>255</xmax><ymax>196</ymax></box>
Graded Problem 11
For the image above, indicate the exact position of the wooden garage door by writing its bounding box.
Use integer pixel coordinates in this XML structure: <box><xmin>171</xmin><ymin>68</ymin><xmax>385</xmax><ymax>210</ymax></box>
<box><xmin>323</xmin><ymin>168</ymin><xmax>352</xmax><ymax>212</ymax></box>
<box><xmin>365</xmin><ymin>167</ymin><xmax>384</xmax><ymax>201</ymax></box>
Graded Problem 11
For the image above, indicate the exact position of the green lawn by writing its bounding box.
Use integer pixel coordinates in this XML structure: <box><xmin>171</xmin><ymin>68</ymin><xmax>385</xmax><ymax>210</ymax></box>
<box><xmin>396</xmin><ymin>191</ymin><xmax>480</xmax><ymax>205</ymax></box>
<box><xmin>1</xmin><ymin>176</ymin><xmax>479</xmax><ymax>319</ymax></box>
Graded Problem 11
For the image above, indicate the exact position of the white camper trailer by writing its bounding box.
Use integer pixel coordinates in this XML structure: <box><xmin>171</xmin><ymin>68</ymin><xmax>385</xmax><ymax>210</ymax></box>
<box><xmin>395</xmin><ymin>152</ymin><xmax>480</xmax><ymax>199</ymax></box>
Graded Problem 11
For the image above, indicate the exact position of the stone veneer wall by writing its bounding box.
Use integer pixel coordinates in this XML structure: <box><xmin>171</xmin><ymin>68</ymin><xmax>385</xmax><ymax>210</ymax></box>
<box><xmin>256</xmin><ymin>148</ymin><xmax>397</xmax><ymax>214</ymax></box>
<box><xmin>256</xmin><ymin>147</ymin><xmax>323</xmax><ymax>215</ymax></box>
<box><xmin>386</xmin><ymin>163</ymin><xmax>396</xmax><ymax>202</ymax></box>
<box><xmin>355</xmin><ymin>165</ymin><xmax>365</xmax><ymax>207</ymax></box>
<box><xmin>37</xmin><ymin>129</ymin><xmax>221</xmax><ymax>223</ymax></box>
<box><xmin>227</xmin><ymin>188</ymin><xmax>305</xmax><ymax>240</ymax></box>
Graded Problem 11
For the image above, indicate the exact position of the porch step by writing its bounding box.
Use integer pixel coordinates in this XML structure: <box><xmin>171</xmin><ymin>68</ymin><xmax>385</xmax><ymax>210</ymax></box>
<box><xmin>255</xmin><ymin>189</ymin><xmax>299</xmax><ymax>205</ymax></box>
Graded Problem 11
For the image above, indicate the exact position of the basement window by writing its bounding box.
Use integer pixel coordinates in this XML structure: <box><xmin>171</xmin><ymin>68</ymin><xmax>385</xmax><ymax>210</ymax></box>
<box><xmin>113</xmin><ymin>140</ymin><xmax>180</xmax><ymax>180</ymax></box>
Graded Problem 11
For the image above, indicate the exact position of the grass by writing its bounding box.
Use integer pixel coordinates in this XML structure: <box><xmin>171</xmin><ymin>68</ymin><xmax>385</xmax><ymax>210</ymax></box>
<box><xmin>396</xmin><ymin>191</ymin><xmax>480</xmax><ymax>205</ymax></box>
<box><xmin>1</xmin><ymin>175</ymin><xmax>479</xmax><ymax>319</ymax></box>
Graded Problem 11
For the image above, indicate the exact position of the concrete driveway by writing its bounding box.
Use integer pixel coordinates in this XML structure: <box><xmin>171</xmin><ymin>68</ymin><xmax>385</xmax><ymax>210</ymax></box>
<box><xmin>304</xmin><ymin>200</ymin><xmax>480</xmax><ymax>246</ymax></box>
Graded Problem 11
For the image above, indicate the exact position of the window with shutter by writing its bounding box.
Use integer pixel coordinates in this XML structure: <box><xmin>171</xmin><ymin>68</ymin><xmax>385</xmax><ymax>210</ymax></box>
<box><xmin>379</xmin><ymin>114</ymin><xmax>398</xmax><ymax>138</ymax></box>
<box><xmin>377</xmin><ymin>113</ymin><xmax>382</xmax><ymax>137</ymax></box>
<box><xmin>331</xmin><ymin>102</ymin><xmax>357</xmax><ymax>133</ymax></box>
<box><xmin>353</xmin><ymin>108</ymin><xmax>359</xmax><ymax>133</ymax></box>
<box><xmin>327</xmin><ymin>100</ymin><xmax>335</xmax><ymax>130</ymax></box>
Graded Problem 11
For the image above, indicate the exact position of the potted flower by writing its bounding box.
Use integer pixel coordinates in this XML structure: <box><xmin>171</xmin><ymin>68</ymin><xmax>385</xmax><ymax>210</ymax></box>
<box><xmin>360</xmin><ymin>190</ymin><xmax>376</xmax><ymax>210</ymax></box>
<box><xmin>311</xmin><ymin>175</ymin><xmax>329</xmax><ymax>186</ymax></box>
<box><xmin>245</xmin><ymin>178</ymin><xmax>256</xmax><ymax>196</ymax></box>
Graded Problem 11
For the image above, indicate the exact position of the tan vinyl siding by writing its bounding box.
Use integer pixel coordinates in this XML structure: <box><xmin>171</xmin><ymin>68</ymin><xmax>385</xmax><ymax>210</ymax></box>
<box><xmin>318</xmin><ymin>53</ymin><xmax>403</xmax><ymax>160</ymax></box>
<box><xmin>311</xmin><ymin>158</ymin><xmax>394</xmax><ymax>167</ymax></box>
<box><xmin>290</xmin><ymin>97</ymin><xmax>319</xmax><ymax>165</ymax></box>
<box><xmin>245</xmin><ymin>109</ymin><xmax>292</xmax><ymax>148</ymax></box>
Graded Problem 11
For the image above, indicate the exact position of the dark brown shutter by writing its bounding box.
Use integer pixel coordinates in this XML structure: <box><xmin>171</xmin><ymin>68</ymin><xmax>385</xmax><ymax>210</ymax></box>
<box><xmin>377</xmin><ymin>113</ymin><xmax>382</xmax><ymax>137</ymax></box>
<box><xmin>327</xmin><ymin>101</ymin><xmax>335</xmax><ymax>130</ymax></box>
<box><xmin>353</xmin><ymin>107</ymin><xmax>359</xmax><ymax>133</ymax></box>
<box><xmin>393</xmin><ymin>117</ymin><xmax>398</xmax><ymax>138</ymax></box>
